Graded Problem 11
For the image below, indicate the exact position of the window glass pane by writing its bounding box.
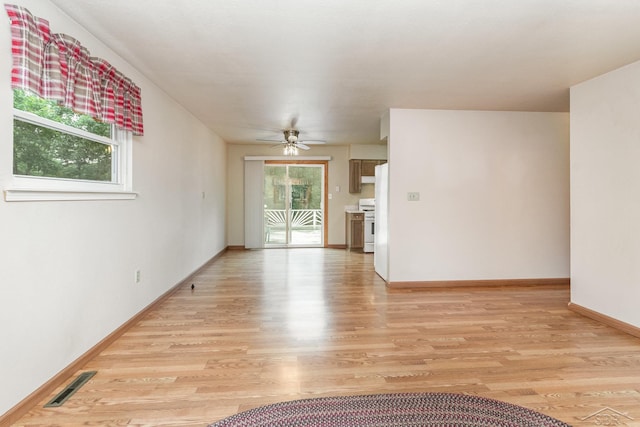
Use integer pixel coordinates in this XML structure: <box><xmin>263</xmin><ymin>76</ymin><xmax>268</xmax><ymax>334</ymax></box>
<box><xmin>13</xmin><ymin>89</ymin><xmax>110</xmax><ymax>138</ymax></box>
<box><xmin>264</xmin><ymin>165</ymin><xmax>287</xmax><ymax>210</ymax></box>
<box><xmin>12</xmin><ymin>89</ymin><xmax>115</xmax><ymax>182</ymax></box>
<box><xmin>289</xmin><ymin>166</ymin><xmax>321</xmax><ymax>209</ymax></box>
<box><xmin>13</xmin><ymin>119</ymin><xmax>113</xmax><ymax>182</ymax></box>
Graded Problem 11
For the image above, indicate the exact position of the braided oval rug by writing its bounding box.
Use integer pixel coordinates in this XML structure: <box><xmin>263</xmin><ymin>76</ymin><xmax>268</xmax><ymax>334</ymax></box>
<box><xmin>209</xmin><ymin>392</ymin><xmax>571</xmax><ymax>427</ymax></box>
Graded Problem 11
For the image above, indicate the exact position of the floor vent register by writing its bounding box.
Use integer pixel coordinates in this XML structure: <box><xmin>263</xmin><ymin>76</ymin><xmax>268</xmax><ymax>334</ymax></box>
<box><xmin>44</xmin><ymin>371</ymin><xmax>97</xmax><ymax>408</ymax></box>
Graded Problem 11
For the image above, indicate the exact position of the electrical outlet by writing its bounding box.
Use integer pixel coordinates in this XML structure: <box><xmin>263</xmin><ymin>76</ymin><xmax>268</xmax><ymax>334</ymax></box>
<box><xmin>135</xmin><ymin>269</ymin><xmax>141</xmax><ymax>283</ymax></box>
<box><xmin>407</xmin><ymin>192</ymin><xmax>420</xmax><ymax>201</ymax></box>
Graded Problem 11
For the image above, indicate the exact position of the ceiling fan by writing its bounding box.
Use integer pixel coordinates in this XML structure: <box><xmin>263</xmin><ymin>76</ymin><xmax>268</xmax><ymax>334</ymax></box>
<box><xmin>258</xmin><ymin>130</ymin><xmax>326</xmax><ymax>156</ymax></box>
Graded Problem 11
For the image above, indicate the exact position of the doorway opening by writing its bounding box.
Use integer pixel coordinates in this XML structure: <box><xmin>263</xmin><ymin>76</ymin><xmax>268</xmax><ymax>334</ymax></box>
<box><xmin>263</xmin><ymin>161</ymin><xmax>327</xmax><ymax>247</ymax></box>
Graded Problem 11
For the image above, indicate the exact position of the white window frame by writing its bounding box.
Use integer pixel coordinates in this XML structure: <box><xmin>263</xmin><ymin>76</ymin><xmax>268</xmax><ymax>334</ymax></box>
<box><xmin>4</xmin><ymin>108</ymin><xmax>136</xmax><ymax>202</ymax></box>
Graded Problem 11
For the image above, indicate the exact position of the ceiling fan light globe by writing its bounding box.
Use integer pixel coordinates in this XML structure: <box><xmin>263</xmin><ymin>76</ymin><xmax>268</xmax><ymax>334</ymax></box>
<box><xmin>283</xmin><ymin>143</ymin><xmax>299</xmax><ymax>156</ymax></box>
<box><xmin>284</xmin><ymin>129</ymin><xmax>299</xmax><ymax>143</ymax></box>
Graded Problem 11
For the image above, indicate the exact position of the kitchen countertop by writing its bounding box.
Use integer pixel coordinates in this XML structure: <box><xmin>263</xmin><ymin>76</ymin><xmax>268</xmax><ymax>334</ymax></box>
<box><xmin>344</xmin><ymin>205</ymin><xmax>362</xmax><ymax>214</ymax></box>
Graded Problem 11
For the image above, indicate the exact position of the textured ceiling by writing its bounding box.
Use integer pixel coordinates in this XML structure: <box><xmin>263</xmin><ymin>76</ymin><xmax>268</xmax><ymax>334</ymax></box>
<box><xmin>50</xmin><ymin>0</ymin><xmax>640</xmax><ymax>145</ymax></box>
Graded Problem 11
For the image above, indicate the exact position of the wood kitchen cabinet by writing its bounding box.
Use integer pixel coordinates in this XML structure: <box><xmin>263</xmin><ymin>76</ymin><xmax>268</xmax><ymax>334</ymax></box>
<box><xmin>349</xmin><ymin>159</ymin><xmax>386</xmax><ymax>193</ymax></box>
<box><xmin>349</xmin><ymin>160</ymin><xmax>362</xmax><ymax>193</ymax></box>
<box><xmin>345</xmin><ymin>212</ymin><xmax>364</xmax><ymax>250</ymax></box>
<box><xmin>361</xmin><ymin>159</ymin><xmax>380</xmax><ymax>177</ymax></box>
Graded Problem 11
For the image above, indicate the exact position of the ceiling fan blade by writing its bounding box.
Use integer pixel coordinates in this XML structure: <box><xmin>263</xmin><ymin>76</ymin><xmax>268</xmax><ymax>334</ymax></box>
<box><xmin>290</xmin><ymin>115</ymin><xmax>299</xmax><ymax>129</ymax></box>
<box><xmin>299</xmin><ymin>139</ymin><xmax>326</xmax><ymax>145</ymax></box>
<box><xmin>297</xmin><ymin>143</ymin><xmax>311</xmax><ymax>150</ymax></box>
<box><xmin>257</xmin><ymin>137</ymin><xmax>283</xmax><ymax>142</ymax></box>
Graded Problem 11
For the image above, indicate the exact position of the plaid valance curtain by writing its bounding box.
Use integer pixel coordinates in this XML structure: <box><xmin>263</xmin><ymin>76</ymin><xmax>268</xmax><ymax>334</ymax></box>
<box><xmin>4</xmin><ymin>4</ymin><xmax>144</xmax><ymax>135</ymax></box>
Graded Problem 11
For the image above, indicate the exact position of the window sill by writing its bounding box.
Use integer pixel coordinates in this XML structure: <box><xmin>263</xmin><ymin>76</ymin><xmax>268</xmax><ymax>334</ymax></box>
<box><xmin>3</xmin><ymin>188</ymin><xmax>138</xmax><ymax>202</ymax></box>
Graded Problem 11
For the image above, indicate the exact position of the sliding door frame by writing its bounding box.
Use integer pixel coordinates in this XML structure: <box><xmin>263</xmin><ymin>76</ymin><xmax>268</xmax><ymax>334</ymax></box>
<box><xmin>265</xmin><ymin>160</ymin><xmax>329</xmax><ymax>248</ymax></box>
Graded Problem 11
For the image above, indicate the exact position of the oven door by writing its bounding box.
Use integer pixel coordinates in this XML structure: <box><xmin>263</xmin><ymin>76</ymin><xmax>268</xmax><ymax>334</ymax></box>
<box><xmin>363</xmin><ymin>212</ymin><xmax>375</xmax><ymax>253</ymax></box>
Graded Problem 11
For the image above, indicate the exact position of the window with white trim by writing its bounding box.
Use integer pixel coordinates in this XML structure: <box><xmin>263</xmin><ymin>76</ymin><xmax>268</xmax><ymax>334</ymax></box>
<box><xmin>14</xmin><ymin>88</ymin><xmax>117</xmax><ymax>182</ymax></box>
<box><xmin>7</xmin><ymin>89</ymin><xmax>134</xmax><ymax>201</ymax></box>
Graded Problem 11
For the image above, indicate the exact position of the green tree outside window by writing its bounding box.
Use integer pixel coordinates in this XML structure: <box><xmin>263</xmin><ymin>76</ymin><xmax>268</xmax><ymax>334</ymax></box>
<box><xmin>13</xmin><ymin>89</ymin><xmax>114</xmax><ymax>182</ymax></box>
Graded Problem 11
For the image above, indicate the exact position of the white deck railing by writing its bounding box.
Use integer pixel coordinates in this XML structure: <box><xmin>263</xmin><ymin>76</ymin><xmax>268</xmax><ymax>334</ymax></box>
<box><xmin>265</xmin><ymin>209</ymin><xmax>322</xmax><ymax>228</ymax></box>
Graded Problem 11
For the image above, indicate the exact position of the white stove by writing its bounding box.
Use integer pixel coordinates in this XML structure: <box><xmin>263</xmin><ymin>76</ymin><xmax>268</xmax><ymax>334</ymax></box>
<box><xmin>358</xmin><ymin>198</ymin><xmax>375</xmax><ymax>253</ymax></box>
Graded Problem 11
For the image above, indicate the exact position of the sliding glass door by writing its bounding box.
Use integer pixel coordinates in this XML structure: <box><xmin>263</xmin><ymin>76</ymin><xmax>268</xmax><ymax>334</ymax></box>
<box><xmin>263</xmin><ymin>163</ymin><xmax>325</xmax><ymax>247</ymax></box>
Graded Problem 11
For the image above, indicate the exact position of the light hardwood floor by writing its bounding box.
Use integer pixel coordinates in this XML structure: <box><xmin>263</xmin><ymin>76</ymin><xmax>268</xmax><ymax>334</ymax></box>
<box><xmin>12</xmin><ymin>249</ymin><xmax>640</xmax><ymax>426</ymax></box>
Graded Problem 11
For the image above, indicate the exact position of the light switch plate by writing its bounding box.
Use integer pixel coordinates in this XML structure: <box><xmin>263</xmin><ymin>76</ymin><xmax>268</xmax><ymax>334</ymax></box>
<box><xmin>407</xmin><ymin>192</ymin><xmax>420</xmax><ymax>201</ymax></box>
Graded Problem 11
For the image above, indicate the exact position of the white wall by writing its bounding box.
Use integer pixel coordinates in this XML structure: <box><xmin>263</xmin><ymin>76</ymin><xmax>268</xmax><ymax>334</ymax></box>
<box><xmin>0</xmin><ymin>1</ymin><xmax>227</xmax><ymax>415</ymax></box>
<box><xmin>387</xmin><ymin>109</ymin><xmax>569</xmax><ymax>283</ymax></box>
<box><xmin>570</xmin><ymin>60</ymin><xmax>640</xmax><ymax>328</ymax></box>
<box><xmin>349</xmin><ymin>144</ymin><xmax>387</xmax><ymax>160</ymax></box>
<box><xmin>227</xmin><ymin>144</ymin><xmax>359</xmax><ymax>247</ymax></box>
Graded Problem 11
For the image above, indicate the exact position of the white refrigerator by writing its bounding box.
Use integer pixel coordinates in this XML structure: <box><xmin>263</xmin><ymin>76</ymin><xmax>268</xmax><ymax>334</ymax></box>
<box><xmin>374</xmin><ymin>163</ymin><xmax>388</xmax><ymax>281</ymax></box>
